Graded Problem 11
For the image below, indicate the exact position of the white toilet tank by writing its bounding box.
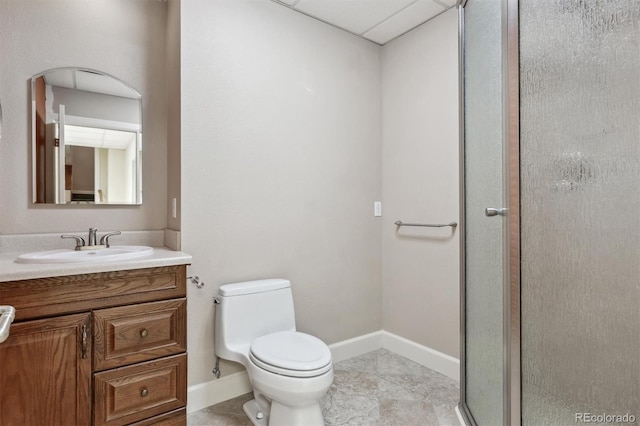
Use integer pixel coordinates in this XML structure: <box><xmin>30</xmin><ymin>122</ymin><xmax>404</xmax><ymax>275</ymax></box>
<box><xmin>215</xmin><ymin>279</ymin><xmax>296</xmax><ymax>363</ymax></box>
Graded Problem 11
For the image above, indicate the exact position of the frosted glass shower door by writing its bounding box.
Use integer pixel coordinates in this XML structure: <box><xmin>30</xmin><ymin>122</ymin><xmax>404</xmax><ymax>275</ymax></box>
<box><xmin>462</xmin><ymin>0</ymin><xmax>506</xmax><ymax>425</ymax></box>
<box><xmin>520</xmin><ymin>0</ymin><xmax>640</xmax><ymax>424</ymax></box>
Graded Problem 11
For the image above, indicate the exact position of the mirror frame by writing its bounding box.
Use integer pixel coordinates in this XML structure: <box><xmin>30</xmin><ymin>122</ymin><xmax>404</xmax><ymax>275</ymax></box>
<box><xmin>31</xmin><ymin>67</ymin><xmax>143</xmax><ymax>206</ymax></box>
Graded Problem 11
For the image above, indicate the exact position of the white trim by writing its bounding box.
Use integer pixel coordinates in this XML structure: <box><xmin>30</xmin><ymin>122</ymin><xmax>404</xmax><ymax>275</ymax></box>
<box><xmin>455</xmin><ymin>405</ymin><xmax>468</xmax><ymax>425</ymax></box>
<box><xmin>187</xmin><ymin>370</ymin><xmax>252</xmax><ymax>414</ymax></box>
<box><xmin>187</xmin><ymin>330</ymin><xmax>460</xmax><ymax>413</ymax></box>
<box><xmin>381</xmin><ymin>331</ymin><xmax>460</xmax><ymax>381</ymax></box>
<box><xmin>328</xmin><ymin>330</ymin><xmax>383</xmax><ymax>363</ymax></box>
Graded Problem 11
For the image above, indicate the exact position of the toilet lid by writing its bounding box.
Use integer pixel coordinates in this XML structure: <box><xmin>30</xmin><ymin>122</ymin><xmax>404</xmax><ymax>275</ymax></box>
<box><xmin>250</xmin><ymin>331</ymin><xmax>332</xmax><ymax>377</ymax></box>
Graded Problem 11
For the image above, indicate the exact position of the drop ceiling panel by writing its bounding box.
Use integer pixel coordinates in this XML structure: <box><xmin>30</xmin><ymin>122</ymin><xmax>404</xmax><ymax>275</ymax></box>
<box><xmin>42</xmin><ymin>69</ymin><xmax>75</xmax><ymax>90</ymax></box>
<box><xmin>363</xmin><ymin>0</ymin><xmax>445</xmax><ymax>44</ymax></box>
<box><xmin>65</xmin><ymin>125</ymin><xmax>136</xmax><ymax>150</ymax></box>
<box><xmin>42</xmin><ymin>69</ymin><xmax>140</xmax><ymax>99</ymax></box>
<box><xmin>75</xmin><ymin>71</ymin><xmax>140</xmax><ymax>99</ymax></box>
<box><xmin>295</xmin><ymin>0</ymin><xmax>416</xmax><ymax>35</ymax></box>
<box><xmin>436</xmin><ymin>0</ymin><xmax>457</xmax><ymax>6</ymax></box>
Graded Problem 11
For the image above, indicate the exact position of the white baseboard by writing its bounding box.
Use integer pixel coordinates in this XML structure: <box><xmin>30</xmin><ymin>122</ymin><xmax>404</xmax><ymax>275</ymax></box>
<box><xmin>328</xmin><ymin>330</ymin><xmax>383</xmax><ymax>363</ymax></box>
<box><xmin>187</xmin><ymin>330</ymin><xmax>459</xmax><ymax>413</ymax></box>
<box><xmin>381</xmin><ymin>331</ymin><xmax>459</xmax><ymax>381</ymax></box>
<box><xmin>455</xmin><ymin>405</ymin><xmax>467</xmax><ymax>425</ymax></box>
<box><xmin>187</xmin><ymin>370</ymin><xmax>252</xmax><ymax>414</ymax></box>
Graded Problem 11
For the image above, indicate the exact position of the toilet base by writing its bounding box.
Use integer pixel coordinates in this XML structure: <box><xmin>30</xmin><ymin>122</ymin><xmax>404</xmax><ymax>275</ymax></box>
<box><xmin>243</xmin><ymin>398</ymin><xmax>325</xmax><ymax>426</ymax></box>
<box><xmin>243</xmin><ymin>399</ymin><xmax>269</xmax><ymax>426</ymax></box>
<box><xmin>270</xmin><ymin>400</ymin><xmax>324</xmax><ymax>426</ymax></box>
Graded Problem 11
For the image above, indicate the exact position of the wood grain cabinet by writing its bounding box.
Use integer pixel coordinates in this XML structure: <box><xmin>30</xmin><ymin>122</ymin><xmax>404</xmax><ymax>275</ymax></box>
<box><xmin>0</xmin><ymin>265</ymin><xmax>188</xmax><ymax>426</ymax></box>
<box><xmin>0</xmin><ymin>313</ymin><xmax>92</xmax><ymax>425</ymax></box>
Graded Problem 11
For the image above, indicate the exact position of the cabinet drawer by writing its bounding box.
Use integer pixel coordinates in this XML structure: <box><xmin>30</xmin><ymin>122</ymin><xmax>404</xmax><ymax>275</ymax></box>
<box><xmin>129</xmin><ymin>408</ymin><xmax>186</xmax><ymax>426</ymax></box>
<box><xmin>2</xmin><ymin>265</ymin><xmax>187</xmax><ymax>321</ymax></box>
<box><xmin>93</xmin><ymin>299</ymin><xmax>186</xmax><ymax>371</ymax></box>
<box><xmin>94</xmin><ymin>354</ymin><xmax>187</xmax><ymax>426</ymax></box>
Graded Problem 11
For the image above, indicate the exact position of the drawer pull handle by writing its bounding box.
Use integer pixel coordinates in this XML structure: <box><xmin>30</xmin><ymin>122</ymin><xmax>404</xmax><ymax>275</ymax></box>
<box><xmin>81</xmin><ymin>325</ymin><xmax>88</xmax><ymax>359</ymax></box>
<box><xmin>140</xmin><ymin>388</ymin><xmax>149</xmax><ymax>397</ymax></box>
<box><xmin>140</xmin><ymin>329</ymin><xmax>149</xmax><ymax>338</ymax></box>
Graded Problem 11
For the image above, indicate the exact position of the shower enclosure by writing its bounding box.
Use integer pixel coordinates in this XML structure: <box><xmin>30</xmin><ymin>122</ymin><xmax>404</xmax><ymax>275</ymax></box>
<box><xmin>459</xmin><ymin>0</ymin><xmax>640</xmax><ymax>425</ymax></box>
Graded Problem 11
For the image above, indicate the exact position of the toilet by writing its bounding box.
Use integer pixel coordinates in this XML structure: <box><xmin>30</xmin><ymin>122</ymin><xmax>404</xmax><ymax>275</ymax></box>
<box><xmin>214</xmin><ymin>279</ymin><xmax>333</xmax><ymax>426</ymax></box>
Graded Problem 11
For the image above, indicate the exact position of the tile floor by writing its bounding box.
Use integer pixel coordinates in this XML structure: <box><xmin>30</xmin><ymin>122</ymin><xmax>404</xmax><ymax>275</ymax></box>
<box><xmin>187</xmin><ymin>349</ymin><xmax>460</xmax><ymax>426</ymax></box>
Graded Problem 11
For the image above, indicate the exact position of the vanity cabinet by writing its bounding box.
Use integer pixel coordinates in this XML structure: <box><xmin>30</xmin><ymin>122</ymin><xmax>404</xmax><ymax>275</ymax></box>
<box><xmin>0</xmin><ymin>265</ymin><xmax>188</xmax><ymax>426</ymax></box>
<box><xmin>0</xmin><ymin>312</ymin><xmax>92</xmax><ymax>425</ymax></box>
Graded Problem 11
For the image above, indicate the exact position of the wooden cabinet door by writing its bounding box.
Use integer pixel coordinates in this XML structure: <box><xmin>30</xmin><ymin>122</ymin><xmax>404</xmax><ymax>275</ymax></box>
<box><xmin>0</xmin><ymin>312</ymin><xmax>92</xmax><ymax>426</ymax></box>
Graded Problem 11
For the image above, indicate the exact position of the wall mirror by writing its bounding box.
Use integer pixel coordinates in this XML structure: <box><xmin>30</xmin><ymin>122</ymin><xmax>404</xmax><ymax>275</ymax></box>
<box><xmin>32</xmin><ymin>68</ymin><xmax>142</xmax><ymax>205</ymax></box>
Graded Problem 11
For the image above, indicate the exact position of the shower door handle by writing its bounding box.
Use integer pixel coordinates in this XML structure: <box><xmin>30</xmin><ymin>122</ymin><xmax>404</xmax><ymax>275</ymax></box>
<box><xmin>485</xmin><ymin>207</ymin><xmax>507</xmax><ymax>217</ymax></box>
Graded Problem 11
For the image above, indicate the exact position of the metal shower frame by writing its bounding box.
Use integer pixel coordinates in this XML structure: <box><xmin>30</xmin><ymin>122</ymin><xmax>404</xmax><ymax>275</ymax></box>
<box><xmin>457</xmin><ymin>0</ymin><xmax>521</xmax><ymax>425</ymax></box>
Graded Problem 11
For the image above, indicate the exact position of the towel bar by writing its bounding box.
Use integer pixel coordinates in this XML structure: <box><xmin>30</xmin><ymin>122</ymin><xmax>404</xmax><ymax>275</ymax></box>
<box><xmin>394</xmin><ymin>220</ymin><xmax>457</xmax><ymax>228</ymax></box>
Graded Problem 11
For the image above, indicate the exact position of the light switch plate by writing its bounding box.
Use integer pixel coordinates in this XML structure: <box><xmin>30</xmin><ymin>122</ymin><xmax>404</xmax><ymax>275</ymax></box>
<box><xmin>374</xmin><ymin>201</ymin><xmax>382</xmax><ymax>217</ymax></box>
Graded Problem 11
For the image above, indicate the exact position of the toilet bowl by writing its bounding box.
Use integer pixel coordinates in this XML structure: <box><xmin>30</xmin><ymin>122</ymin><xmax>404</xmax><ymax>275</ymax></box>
<box><xmin>214</xmin><ymin>279</ymin><xmax>333</xmax><ymax>426</ymax></box>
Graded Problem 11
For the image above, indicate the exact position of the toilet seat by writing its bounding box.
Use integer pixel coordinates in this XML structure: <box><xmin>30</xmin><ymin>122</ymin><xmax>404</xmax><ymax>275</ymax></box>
<box><xmin>249</xmin><ymin>331</ymin><xmax>332</xmax><ymax>378</ymax></box>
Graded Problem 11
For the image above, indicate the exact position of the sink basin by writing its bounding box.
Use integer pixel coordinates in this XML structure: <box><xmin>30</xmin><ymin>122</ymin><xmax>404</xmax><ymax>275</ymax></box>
<box><xmin>15</xmin><ymin>246</ymin><xmax>154</xmax><ymax>264</ymax></box>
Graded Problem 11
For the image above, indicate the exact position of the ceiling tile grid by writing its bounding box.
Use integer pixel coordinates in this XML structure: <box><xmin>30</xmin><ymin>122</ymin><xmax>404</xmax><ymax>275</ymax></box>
<box><xmin>362</xmin><ymin>0</ymin><xmax>446</xmax><ymax>44</ymax></box>
<box><xmin>295</xmin><ymin>0</ymin><xmax>416</xmax><ymax>35</ymax></box>
<box><xmin>271</xmin><ymin>0</ymin><xmax>456</xmax><ymax>45</ymax></box>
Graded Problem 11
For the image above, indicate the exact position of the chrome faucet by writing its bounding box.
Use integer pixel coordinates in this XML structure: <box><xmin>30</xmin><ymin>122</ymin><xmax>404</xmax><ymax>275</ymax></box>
<box><xmin>88</xmin><ymin>227</ymin><xmax>98</xmax><ymax>246</ymax></box>
<box><xmin>61</xmin><ymin>228</ymin><xmax>121</xmax><ymax>250</ymax></box>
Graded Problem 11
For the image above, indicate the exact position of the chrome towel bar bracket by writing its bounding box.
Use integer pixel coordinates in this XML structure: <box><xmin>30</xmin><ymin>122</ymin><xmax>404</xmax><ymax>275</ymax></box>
<box><xmin>187</xmin><ymin>275</ymin><xmax>205</xmax><ymax>288</ymax></box>
<box><xmin>394</xmin><ymin>220</ymin><xmax>457</xmax><ymax>228</ymax></box>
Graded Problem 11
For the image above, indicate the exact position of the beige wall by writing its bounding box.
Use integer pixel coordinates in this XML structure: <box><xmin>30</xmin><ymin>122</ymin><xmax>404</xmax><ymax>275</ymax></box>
<box><xmin>0</xmin><ymin>0</ymin><xmax>460</xmax><ymax>390</ymax></box>
<box><xmin>0</xmin><ymin>0</ymin><xmax>168</xmax><ymax>234</ymax></box>
<box><xmin>166</xmin><ymin>0</ymin><xmax>181</xmax><ymax>231</ymax></box>
<box><xmin>381</xmin><ymin>9</ymin><xmax>460</xmax><ymax>358</ymax></box>
<box><xmin>181</xmin><ymin>0</ymin><xmax>383</xmax><ymax>385</ymax></box>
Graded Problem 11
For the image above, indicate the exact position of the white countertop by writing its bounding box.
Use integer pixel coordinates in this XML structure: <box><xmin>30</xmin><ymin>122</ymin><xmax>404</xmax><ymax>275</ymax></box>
<box><xmin>0</xmin><ymin>247</ymin><xmax>192</xmax><ymax>282</ymax></box>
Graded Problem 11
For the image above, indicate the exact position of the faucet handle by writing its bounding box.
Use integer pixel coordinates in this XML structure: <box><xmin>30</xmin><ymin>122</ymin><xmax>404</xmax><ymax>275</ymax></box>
<box><xmin>99</xmin><ymin>231</ymin><xmax>121</xmax><ymax>248</ymax></box>
<box><xmin>61</xmin><ymin>235</ymin><xmax>85</xmax><ymax>251</ymax></box>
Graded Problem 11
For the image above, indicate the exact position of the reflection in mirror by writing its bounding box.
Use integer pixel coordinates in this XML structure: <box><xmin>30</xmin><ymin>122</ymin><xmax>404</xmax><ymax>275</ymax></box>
<box><xmin>32</xmin><ymin>68</ymin><xmax>142</xmax><ymax>205</ymax></box>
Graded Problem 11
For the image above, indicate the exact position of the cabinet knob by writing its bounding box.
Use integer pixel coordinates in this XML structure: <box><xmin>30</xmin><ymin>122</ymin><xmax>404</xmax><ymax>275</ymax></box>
<box><xmin>140</xmin><ymin>329</ymin><xmax>149</xmax><ymax>338</ymax></box>
<box><xmin>140</xmin><ymin>388</ymin><xmax>149</xmax><ymax>397</ymax></box>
